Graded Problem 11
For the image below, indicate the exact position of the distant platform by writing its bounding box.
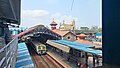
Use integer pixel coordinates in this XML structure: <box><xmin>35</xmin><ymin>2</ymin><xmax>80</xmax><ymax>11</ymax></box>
<box><xmin>15</xmin><ymin>43</ymin><xmax>34</xmax><ymax>68</ymax></box>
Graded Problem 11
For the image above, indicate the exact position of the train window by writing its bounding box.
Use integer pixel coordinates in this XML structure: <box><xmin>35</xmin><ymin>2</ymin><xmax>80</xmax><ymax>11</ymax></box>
<box><xmin>38</xmin><ymin>46</ymin><xmax>40</xmax><ymax>49</ymax></box>
<box><xmin>38</xmin><ymin>46</ymin><xmax>45</xmax><ymax>50</ymax></box>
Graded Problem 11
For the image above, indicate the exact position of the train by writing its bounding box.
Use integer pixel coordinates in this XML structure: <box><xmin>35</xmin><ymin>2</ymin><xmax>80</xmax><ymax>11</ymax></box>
<box><xmin>27</xmin><ymin>38</ymin><xmax>46</xmax><ymax>54</ymax></box>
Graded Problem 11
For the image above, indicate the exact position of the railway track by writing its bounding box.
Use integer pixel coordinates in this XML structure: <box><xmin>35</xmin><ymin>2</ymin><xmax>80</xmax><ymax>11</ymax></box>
<box><xmin>27</xmin><ymin>43</ymin><xmax>46</xmax><ymax>68</ymax></box>
<box><xmin>40</xmin><ymin>54</ymin><xmax>64</xmax><ymax>68</ymax></box>
<box><xmin>39</xmin><ymin>55</ymin><xmax>51</xmax><ymax>68</ymax></box>
<box><xmin>26</xmin><ymin>43</ymin><xmax>64</xmax><ymax>68</ymax></box>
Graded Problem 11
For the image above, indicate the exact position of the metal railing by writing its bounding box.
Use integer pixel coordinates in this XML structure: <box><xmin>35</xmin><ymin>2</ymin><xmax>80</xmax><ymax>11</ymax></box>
<box><xmin>0</xmin><ymin>36</ymin><xmax>18</xmax><ymax>68</ymax></box>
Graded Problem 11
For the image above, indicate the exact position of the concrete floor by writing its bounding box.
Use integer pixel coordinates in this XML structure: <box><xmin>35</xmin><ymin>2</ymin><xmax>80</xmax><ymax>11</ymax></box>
<box><xmin>49</xmin><ymin>50</ymin><xmax>79</xmax><ymax>68</ymax></box>
<box><xmin>48</xmin><ymin>48</ymin><xmax>102</xmax><ymax>68</ymax></box>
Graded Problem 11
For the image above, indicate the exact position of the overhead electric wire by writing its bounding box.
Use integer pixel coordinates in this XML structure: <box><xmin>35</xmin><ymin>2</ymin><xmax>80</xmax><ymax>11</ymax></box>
<box><xmin>71</xmin><ymin>0</ymin><xmax>74</xmax><ymax>11</ymax></box>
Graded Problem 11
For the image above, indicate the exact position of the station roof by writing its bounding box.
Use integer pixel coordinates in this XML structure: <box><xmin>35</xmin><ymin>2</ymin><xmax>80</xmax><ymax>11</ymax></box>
<box><xmin>75</xmin><ymin>39</ymin><xmax>102</xmax><ymax>48</ymax></box>
<box><xmin>76</xmin><ymin>33</ymin><xmax>87</xmax><ymax>37</ymax></box>
<box><xmin>9</xmin><ymin>27</ymin><xmax>28</xmax><ymax>31</ymax></box>
<box><xmin>17</xmin><ymin>25</ymin><xmax>43</xmax><ymax>37</ymax></box>
<box><xmin>51</xmin><ymin>40</ymin><xmax>94</xmax><ymax>48</ymax></box>
<box><xmin>96</xmin><ymin>32</ymin><xmax>102</xmax><ymax>36</ymax></box>
<box><xmin>50</xmin><ymin>40</ymin><xmax>102</xmax><ymax>56</ymax></box>
<box><xmin>52</xmin><ymin>29</ymin><xmax>76</xmax><ymax>37</ymax></box>
<box><xmin>17</xmin><ymin>27</ymin><xmax>36</xmax><ymax>37</ymax></box>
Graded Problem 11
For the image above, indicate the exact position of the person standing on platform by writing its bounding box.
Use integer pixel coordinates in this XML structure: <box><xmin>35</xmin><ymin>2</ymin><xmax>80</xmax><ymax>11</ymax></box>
<box><xmin>77</xmin><ymin>61</ymin><xmax>81</xmax><ymax>68</ymax></box>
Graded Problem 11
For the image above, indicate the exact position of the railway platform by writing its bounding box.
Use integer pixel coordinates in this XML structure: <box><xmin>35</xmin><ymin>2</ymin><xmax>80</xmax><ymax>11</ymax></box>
<box><xmin>47</xmin><ymin>52</ymin><xmax>70</xmax><ymax>68</ymax></box>
<box><xmin>47</xmin><ymin>40</ymin><xmax>102</xmax><ymax>68</ymax></box>
<box><xmin>15</xmin><ymin>43</ymin><xmax>34</xmax><ymax>68</ymax></box>
<box><xmin>48</xmin><ymin>50</ymin><xmax>79</xmax><ymax>68</ymax></box>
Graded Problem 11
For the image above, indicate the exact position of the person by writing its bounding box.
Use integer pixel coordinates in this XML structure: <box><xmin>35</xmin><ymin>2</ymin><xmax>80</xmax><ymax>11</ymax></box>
<box><xmin>96</xmin><ymin>60</ymin><xmax>99</xmax><ymax>67</ymax></box>
<box><xmin>80</xmin><ymin>64</ymin><xmax>86</xmax><ymax>68</ymax></box>
<box><xmin>77</xmin><ymin>61</ymin><xmax>81</xmax><ymax>68</ymax></box>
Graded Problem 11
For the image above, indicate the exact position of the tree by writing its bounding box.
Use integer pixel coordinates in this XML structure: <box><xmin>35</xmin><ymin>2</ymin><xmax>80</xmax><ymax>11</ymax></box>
<box><xmin>90</xmin><ymin>26</ymin><xmax>98</xmax><ymax>30</ymax></box>
<box><xmin>90</xmin><ymin>26</ymin><xmax>102</xmax><ymax>33</ymax></box>
<box><xmin>98</xmin><ymin>27</ymin><xmax>102</xmax><ymax>33</ymax></box>
<box><xmin>80</xmin><ymin>27</ymin><xmax>89</xmax><ymax>30</ymax></box>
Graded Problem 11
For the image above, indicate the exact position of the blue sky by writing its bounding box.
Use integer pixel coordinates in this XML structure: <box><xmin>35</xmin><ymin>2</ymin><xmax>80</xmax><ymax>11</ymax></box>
<box><xmin>20</xmin><ymin>0</ymin><xmax>102</xmax><ymax>28</ymax></box>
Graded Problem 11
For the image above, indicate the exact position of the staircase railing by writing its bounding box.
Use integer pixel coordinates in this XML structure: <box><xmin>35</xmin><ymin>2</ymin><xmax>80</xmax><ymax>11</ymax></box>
<box><xmin>0</xmin><ymin>36</ymin><xmax>18</xmax><ymax>68</ymax></box>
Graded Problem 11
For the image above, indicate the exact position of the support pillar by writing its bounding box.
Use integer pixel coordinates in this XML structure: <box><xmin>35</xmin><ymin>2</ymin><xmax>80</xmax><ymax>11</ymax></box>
<box><xmin>85</xmin><ymin>52</ymin><xmax>88</xmax><ymax>68</ymax></box>
<box><xmin>79</xmin><ymin>51</ymin><xmax>81</xmax><ymax>57</ymax></box>
<box><xmin>96</xmin><ymin>56</ymin><xmax>99</xmax><ymax>67</ymax></box>
<box><xmin>0</xmin><ymin>22</ymin><xmax>5</xmax><ymax>37</ymax></box>
<box><xmin>60</xmin><ymin>50</ymin><xmax>63</xmax><ymax>56</ymax></box>
<box><xmin>103</xmin><ymin>0</ymin><xmax>120</xmax><ymax>67</ymax></box>
<box><xmin>67</xmin><ymin>54</ymin><xmax>70</xmax><ymax>62</ymax></box>
<box><xmin>93</xmin><ymin>55</ymin><xmax>95</xmax><ymax>68</ymax></box>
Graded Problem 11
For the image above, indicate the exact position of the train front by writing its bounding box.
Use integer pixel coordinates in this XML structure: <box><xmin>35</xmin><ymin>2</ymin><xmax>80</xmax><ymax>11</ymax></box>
<box><xmin>37</xmin><ymin>44</ymin><xmax>46</xmax><ymax>54</ymax></box>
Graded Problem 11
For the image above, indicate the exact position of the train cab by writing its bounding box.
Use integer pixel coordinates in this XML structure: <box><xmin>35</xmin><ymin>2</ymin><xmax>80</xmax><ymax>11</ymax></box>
<box><xmin>36</xmin><ymin>43</ymin><xmax>46</xmax><ymax>55</ymax></box>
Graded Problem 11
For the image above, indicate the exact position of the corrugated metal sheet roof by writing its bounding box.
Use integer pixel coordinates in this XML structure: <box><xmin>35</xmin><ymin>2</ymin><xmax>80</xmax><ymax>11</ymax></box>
<box><xmin>51</xmin><ymin>40</ymin><xmax>94</xmax><ymax>48</ymax></box>
<box><xmin>52</xmin><ymin>29</ymin><xmax>70</xmax><ymax>36</ymax></box>
<box><xmin>75</xmin><ymin>39</ymin><xmax>102</xmax><ymax>48</ymax></box>
<box><xmin>52</xmin><ymin>29</ymin><xmax>76</xmax><ymax>37</ymax></box>
<box><xmin>96</xmin><ymin>32</ymin><xmax>102</xmax><ymax>36</ymax></box>
<box><xmin>17</xmin><ymin>27</ymin><xmax>36</xmax><ymax>37</ymax></box>
<box><xmin>50</xmin><ymin>40</ymin><xmax>102</xmax><ymax>56</ymax></box>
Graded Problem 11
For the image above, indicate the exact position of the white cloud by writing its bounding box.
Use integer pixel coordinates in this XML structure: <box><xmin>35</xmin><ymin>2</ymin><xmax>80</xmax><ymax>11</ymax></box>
<box><xmin>50</xmin><ymin>12</ymin><xmax>79</xmax><ymax>28</ymax></box>
<box><xmin>51</xmin><ymin>12</ymin><xmax>78</xmax><ymax>23</ymax></box>
<box><xmin>22</xmin><ymin>9</ymin><xmax>49</xmax><ymax>18</ymax></box>
<box><xmin>20</xmin><ymin>9</ymin><xmax>50</xmax><ymax>27</ymax></box>
<box><xmin>61</xmin><ymin>15</ymin><xmax>78</xmax><ymax>22</ymax></box>
<box><xmin>20</xmin><ymin>10</ymin><xmax>79</xmax><ymax>28</ymax></box>
<box><xmin>51</xmin><ymin>13</ymin><xmax>61</xmax><ymax>18</ymax></box>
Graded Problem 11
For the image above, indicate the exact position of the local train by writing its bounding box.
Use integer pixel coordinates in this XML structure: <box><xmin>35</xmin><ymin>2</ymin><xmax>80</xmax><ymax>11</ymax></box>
<box><xmin>27</xmin><ymin>38</ymin><xmax>46</xmax><ymax>54</ymax></box>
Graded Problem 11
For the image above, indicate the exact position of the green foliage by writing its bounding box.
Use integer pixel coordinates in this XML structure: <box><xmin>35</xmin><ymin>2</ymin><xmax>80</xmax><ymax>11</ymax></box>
<box><xmin>79</xmin><ymin>26</ymin><xmax>102</xmax><ymax>33</ymax></box>
<box><xmin>90</xmin><ymin>26</ymin><xmax>102</xmax><ymax>33</ymax></box>
<box><xmin>80</xmin><ymin>27</ymin><xmax>89</xmax><ymax>30</ymax></box>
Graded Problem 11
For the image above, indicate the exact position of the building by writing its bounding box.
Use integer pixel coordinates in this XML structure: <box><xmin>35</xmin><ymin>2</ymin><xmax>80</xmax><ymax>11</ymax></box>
<box><xmin>76</xmin><ymin>33</ymin><xmax>88</xmax><ymax>39</ymax></box>
<box><xmin>59</xmin><ymin>20</ymin><xmax>75</xmax><ymax>32</ymax></box>
<box><xmin>50</xmin><ymin>20</ymin><xmax>76</xmax><ymax>41</ymax></box>
<box><xmin>75</xmin><ymin>30</ymin><xmax>96</xmax><ymax>35</ymax></box>
<box><xmin>50</xmin><ymin>19</ymin><xmax>58</xmax><ymax>30</ymax></box>
<box><xmin>75</xmin><ymin>38</ymin><xmax>102</xmax><ymax>49</ymax></box>
<box><xmin>52</xmin><ymin>29</ymin><xmax>76</xmax><ymax>41</ymax></box>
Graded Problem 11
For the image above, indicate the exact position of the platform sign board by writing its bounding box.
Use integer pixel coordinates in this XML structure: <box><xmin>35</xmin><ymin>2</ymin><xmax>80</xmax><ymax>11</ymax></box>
<box><xmin>0</xmin><ymin>0</ymin><xmax>21</xmax><ymax>25</ymax></box>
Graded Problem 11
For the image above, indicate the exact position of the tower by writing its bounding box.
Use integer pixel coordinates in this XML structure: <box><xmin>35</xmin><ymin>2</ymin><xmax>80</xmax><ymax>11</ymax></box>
<box><xmin>50</xmin><ymin>19</ymin><xmax>57</xmax><ymax>30</ymax></box>
<box><xmin>71</xmin><ymin>19</ymin><xmax>75</xmax><ymax>33</ymax></box>
<box><xmin>70</xmin><ymin>19</ymin><xmax>75</xmax><ymax>27</ymax></box>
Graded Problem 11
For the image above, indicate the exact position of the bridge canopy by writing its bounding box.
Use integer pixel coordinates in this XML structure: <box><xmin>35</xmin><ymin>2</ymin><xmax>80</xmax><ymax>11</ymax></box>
<box><xmin>0</xmin><ymin>0</ymin><xmax>21</xmax><ymax>25</ymax></box>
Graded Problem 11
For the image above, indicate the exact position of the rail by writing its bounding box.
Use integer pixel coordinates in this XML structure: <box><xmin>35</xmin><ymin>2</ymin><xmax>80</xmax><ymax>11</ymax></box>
<box><xmin>27</xmin><ymin>42</ymin><xmax>64</xmax><ymax>68</ymax></box>
<box><xmin>47</xmin><ymin>52</ymin><xmax>70</xmax><ymax>68</ymax></box>
<box><xmin>0</xmin><ymin>36</ymin><xmax>18</xmax><ymax>68</ymax></box>
<box><xmin>40</xmin><ymin>55</ymin><xmax>51</xmax><ymax>68</ymax></box>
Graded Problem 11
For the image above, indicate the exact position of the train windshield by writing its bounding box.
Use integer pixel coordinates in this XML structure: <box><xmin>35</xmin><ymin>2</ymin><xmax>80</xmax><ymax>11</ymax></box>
<box><xmin>38</xmin><ymin>45</ymin><xmax>45</xmax><ymax>50</ymax></box>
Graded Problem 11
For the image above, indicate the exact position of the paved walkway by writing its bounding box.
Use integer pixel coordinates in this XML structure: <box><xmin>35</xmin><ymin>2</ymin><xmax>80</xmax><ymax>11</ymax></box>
<box><xmin>49</xmin><ymin>49</ymin><xmax>102</xmax><ymax>68</ymax></box>
<box><xmin>15</xmin><ymin>43</ymin><xmax>34</xmax><ymax>68</ymax></box>
<box><xmin>49</xmin><ymin>50</ymin><xmax>79</xmax><ymax>68</ymax></box>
